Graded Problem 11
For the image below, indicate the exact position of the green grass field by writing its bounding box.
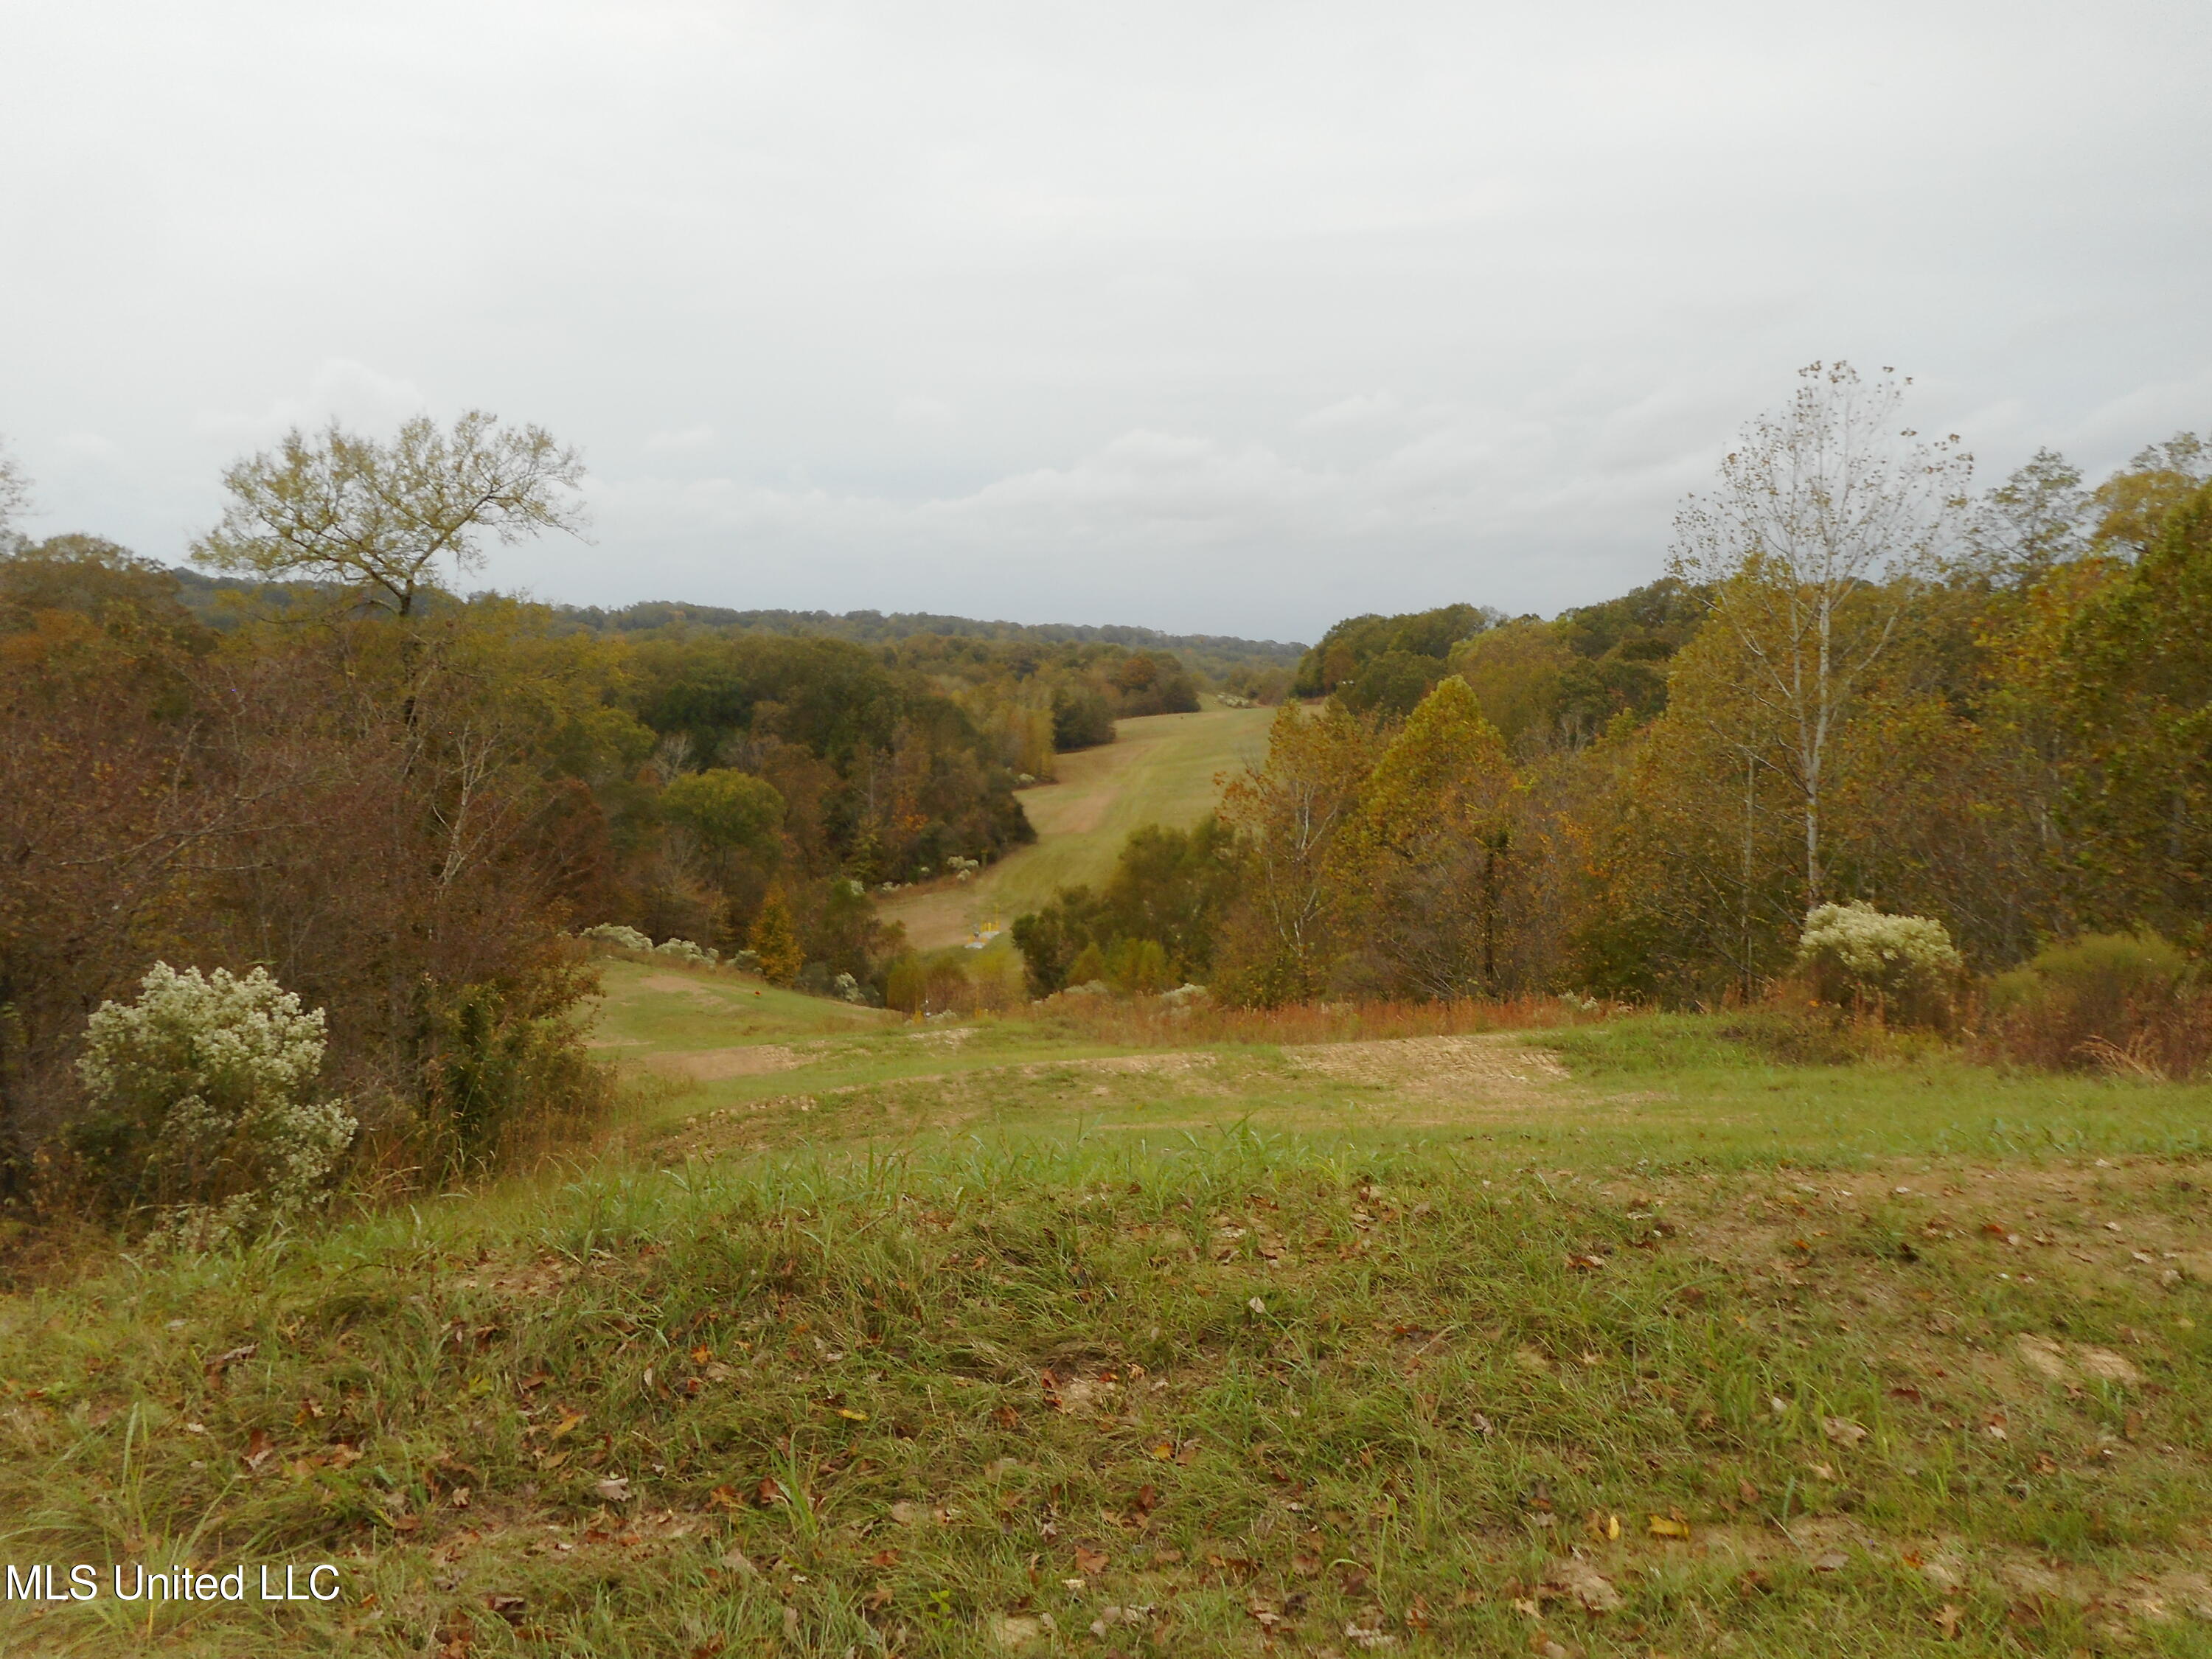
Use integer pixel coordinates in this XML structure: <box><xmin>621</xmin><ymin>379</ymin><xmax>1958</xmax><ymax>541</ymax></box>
<box><xmin>4</xmin><ymin>959</ymin><xmax>2211</xmax><ymax>1658</ymax></box>
<box><xmin>878</xmin><ymin>701</ymin><xmax>1272</xmax><ymax>953</ymax></box>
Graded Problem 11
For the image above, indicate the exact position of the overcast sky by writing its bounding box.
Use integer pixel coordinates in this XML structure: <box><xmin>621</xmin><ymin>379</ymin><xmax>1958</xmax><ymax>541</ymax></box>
<box><xmin>3</xmin><ymin>0</ymin><xmax>2207</xmax><ymax>641</ymax></box>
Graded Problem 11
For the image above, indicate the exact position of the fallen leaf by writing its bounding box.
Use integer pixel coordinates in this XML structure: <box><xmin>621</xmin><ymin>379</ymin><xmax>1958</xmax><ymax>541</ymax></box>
<box><xmin>1934</xmin><ymin>1602</ymin><xmax>1963</xmax><ymax>1639</ymax></box>
<box><xmin>243</xmin><ymin>1428</ymin><xmax>276</xmax><ymax>1470</ymax></box>
<box><xmin>1135</xmin><ymin>1482</ymin><xmax>1158</xmax><ymax>1512</ymax></box>
<box><xmin>483</xmin><ymin>1593</ymin><xmax>526</xmax><ymax>1623</ymax></box>
<box><xmin>1812</xmin><ymin>1551</ymin><xmax>1849</xmax><ymax>1573</ymax></box>
<box><xmin>720</xmin><ymin>1545</ymin><xmax>758</xmax><ymax>1576</ymax></box>
<box><xmin>987</xmin><ymin>1613</ymin><xmax>1044</xmax><ymax>1649</ymax></box>
<box><xmin>1647</xmin><ymin>1514</ymin><xmax>1691</xmax><ymax>1540</ymax></box>
<box><xmin>868</xmin><ymin>1548</ymin><xmax>900</xmax><ymax>1568</ymax></box>
<box><xmin>1344</xmin><ymin>1620</ymin><xmax>1397</xmax><ymax>1650</ymax></box>
<box><xmin>888</xmin><ymin>1499</ymin><xmax>926</xmax><ymax>1525</ymax></box>
<box><xmin>709</xmin><ymin>1484</ymin><xmax>741</xmax><ymax>1510</ymax></box>
<box><xmin>1822</xmin><ymin>1417</ymin><xmax>1868</xmax><ymax>1447</ymax></box>
<box><xmin>1075</xmin><ymin>1545</ymin><xmax>1108</xmax><ymax>1573</ymax></box>
<box><xmin>596</xmin><ymin>1476</ymin><xmax>631</xmax><ymax>1503</ymax></box>
<box><xmin>834</xmin><ymin>1408</ymin><xmax>869</xmax><ymax>1422</ymax></box>
<box><xmin>550</xmin><ymin>1408</ymin><xmax>586</xmax><ymax>1440</ymax></box>
<box><xmin>757</xmin><ymin>1476</ymin><xmax>787</xmax><ymax>1506</ymax></box>
<box><xmin>1542</xmin><ymin>1557</ymin><xmax>1622</xmax><ymax>1614</ymax></box>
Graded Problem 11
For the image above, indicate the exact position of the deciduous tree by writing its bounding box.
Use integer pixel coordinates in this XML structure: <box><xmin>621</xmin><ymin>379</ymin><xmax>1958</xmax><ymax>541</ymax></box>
<box><xmin>1670</xmin><ymin>362</ymin><xmax>1969</xmax><ymax>911</ymax></box>
<box><xmin>192</xmin><ymin>411</ymin><xmax>588</xmax><ymax>616</ymax></box>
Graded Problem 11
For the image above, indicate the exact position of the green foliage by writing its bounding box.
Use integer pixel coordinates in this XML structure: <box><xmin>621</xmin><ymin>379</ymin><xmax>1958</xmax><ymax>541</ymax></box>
<box><xmin>1049</xmin><ymin>682</ymin><xmax>1116</xmax><ymax>749</ymax></box>
<box><xmin>0</xmin><ymin>535</ymin><xmax>210</xmax><ymax>645</ymax></box>
<box><xmin>1992</xmin><ymin>931</ymin><xmax>2189</xmax><ymax>1017</ymax></box>
<box><xmin>2058</xmin><ymin>481</ymin><xmax>2212</xmax><ymax>946</ymax></box>
<box><xmin>191</xmin><ymin>411</ymin><xmax>588</xmax><ymax>617</ymax></box>
<box><xmin>1009</xmin><ymin>818</ymin><xmax>1242</xmax><ymax>995</ymax></box>
<box><xmin>1010</xmin><ymin>886</ymin><xmax>1105</xmax><ymax>996</ymax></box>
<box><xmin>1291</xmin><ymin>600</ymin><xmax>1497</xmax><ymax>698</ymax></box>
<box><xmin>1982</xmin><ymin>933</ymin><xmax>2208</xmax><ymax>1079</ymax></box>
<box><xmin>658</xmin><ymin>768</ymin><xmax>785</xmax><ymax>855</ymax></box>
<box><xmin>427</xmin><ymin>978</ymin><xmax>611</xmax><ymax>1169</ymax></box>
<box><xmin>1334</xmin><ymin>645</ymin><xmax>1441</xmax><ymax>717</ymax></box>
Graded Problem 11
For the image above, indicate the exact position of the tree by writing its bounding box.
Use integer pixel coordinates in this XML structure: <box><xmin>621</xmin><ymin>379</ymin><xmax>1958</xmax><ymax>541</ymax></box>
<box><xmin>1332</xmin><ymin>676</ymin><xmax>1525</xmax><ymax>996</ymax></box>
<box><xmin>1670</xmin><ymin>361</ymin><xmax>1969</xmax><ymax>911</ymax></box>
<box><xmin>2059</xmin><ymin>481</ymin><xmax>2212</xmax><ymax>945</ymax></box>
<box><xmin>748</xmin><ymin>889</ymin><xmax>804</xmax><ymax>984</ymax></box>
<box><xmin>660</xmin><ymin>768</ymin><xmax>785</xmax><ymax>857</ymax></box>
<box><xmin>192</xmin><ymin>411</ymin><xmax>588</xmax><ymax>616</ymax></box>
<box><xmin>0</xmin><ymin>435</ymin><xmax>31</xmax><ymax>546</ymax></box>
<box><xmin>1959</xmin><ymin>448</ymin><xmax>2092</xmax><ymax>589</ymax></box>
<box><xmin>1215</xmin><ymin>700</ymin><xmax>1384</xmax><ymax>1003</ymax></box>
<box><xmin>2090</xmin><ymin>432</ymin><xmax>2209</xmax><ymax>557</ymax></box>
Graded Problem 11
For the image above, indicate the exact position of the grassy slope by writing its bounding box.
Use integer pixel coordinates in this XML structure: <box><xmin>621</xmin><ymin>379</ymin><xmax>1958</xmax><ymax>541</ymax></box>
<box><xmin>877</xmin><ymin>702</ymin><xmax>1273</xmax><ymax>952</ymax></box>
<box><xmin>3</xmin><ymin>978</ymin><xmax>2211</xmax><ymax>1657</ymax></box>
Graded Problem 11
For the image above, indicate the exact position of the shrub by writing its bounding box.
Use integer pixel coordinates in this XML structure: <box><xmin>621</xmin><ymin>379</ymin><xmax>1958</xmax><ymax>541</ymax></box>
<box><xmin>72</xmin><ymin>963</ymin><xmax>356</xmax><ymax>1239</ymax></box>
<box><xmin>654</xmin><ymin>937</ymin><xmax>719</xmax><ymax>966</ymax></box>
<box><xmin>748</xmin><ymin>891</ymin><xmax>804</xmax><ymax>985</ymax></box>
<box><xmin>426</xmin><ymin>979</ymin><xmax>612</xmax><ymax>1169</ymax></box>
<box><xmin>1982</xmin><ymin>931</ymin><xmax>2207</xmax><ymax>1078</ymax></box>
<box><xmin>581</xmin><ymin>923</ymin><xmax>653</xmax><ymax>953</ymax></box>
<box><xmin>1793</xmin><ymin>900</ymin><xmax>1962</xmax><ymax>1025</ymax></box>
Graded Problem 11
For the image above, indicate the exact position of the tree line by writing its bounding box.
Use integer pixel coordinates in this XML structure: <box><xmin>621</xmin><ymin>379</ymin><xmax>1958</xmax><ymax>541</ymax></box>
<box><xmin>1013</xmin><ymin>364</ymin><xmax>2211</xmax><ymax>1018</ymax></box>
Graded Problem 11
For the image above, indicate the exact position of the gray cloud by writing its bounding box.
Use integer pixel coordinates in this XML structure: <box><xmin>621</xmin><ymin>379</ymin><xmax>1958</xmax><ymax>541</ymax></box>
<box><xmin>1</xmin><ymin>0</ymin><xmax>2206</xmax><ymax>637</ymax></box>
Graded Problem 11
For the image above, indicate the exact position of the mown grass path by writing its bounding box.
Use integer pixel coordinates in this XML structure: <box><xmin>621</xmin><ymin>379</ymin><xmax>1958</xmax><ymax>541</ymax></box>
<box><xmin>877</xmin><ymin>702</ymin><xmax>1271</xmax><ymax>952</ymax></box>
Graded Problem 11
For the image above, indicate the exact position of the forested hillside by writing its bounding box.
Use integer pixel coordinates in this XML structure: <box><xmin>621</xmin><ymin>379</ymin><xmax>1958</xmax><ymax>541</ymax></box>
<box><xmin>1014</xmin><ymin>371</ymin><xmax>2212</xmax><ymax>1025</ymax></box>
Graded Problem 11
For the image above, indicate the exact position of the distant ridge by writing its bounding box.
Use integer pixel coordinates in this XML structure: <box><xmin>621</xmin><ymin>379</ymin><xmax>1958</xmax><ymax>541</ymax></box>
<box><xmin>160</xmin><ymin>571</ymin><xmax>1307</xmax><ymax>664</ymax></box>
<box><xmin>547</xmin><ymin>601</ymin><xmax>1309</xmax><ymax>661</ymax></box>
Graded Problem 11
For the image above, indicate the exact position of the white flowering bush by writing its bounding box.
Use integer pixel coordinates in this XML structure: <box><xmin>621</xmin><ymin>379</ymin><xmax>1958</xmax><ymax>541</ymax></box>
<box><xmin>580</xmin><ymin>923</ymin><xmax>654</xmax><ymax>953</ymax></box>
<box><xmin>73</xmin><ymin>963</ymin><xmax>356</xmax><ymax>1239</ymax></box>
<box><xmin>654</xmin><ymin>937</ymin><xmax>719</xmax><ymax>966</ymax></box>
<box><xmin>1794</xmin><ymin>901</ymin><xmax>1963</xmax><ymax>1024</ymax></box>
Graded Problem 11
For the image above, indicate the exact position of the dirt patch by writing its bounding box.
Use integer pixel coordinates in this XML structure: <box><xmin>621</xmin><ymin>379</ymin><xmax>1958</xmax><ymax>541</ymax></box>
<box><xmin>1287</xmin><ymin>1034</ymin><xmax>1571</xmax><ymax>1107</ymax></box>
<box><xmin>906</xmin><ymin>1026</ymin><xmax>978</xmax><ymax>1047</ymax></box>
<box><xmin>647</xmin><ymin>1045</ymin><xmax>811</xmax><ymax>1082</ymax></box>
<box><xmin>639</xmin><ymin>974</ymin><xmax>730</xmax><ymax>996</ymax></box>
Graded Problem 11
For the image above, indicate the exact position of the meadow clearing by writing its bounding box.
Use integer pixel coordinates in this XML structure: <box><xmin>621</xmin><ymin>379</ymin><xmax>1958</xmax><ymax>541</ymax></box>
<box><xmin>876</xmin><ymin>702</ymin><xmax>1271</xmax><ymax>954</ymax></box>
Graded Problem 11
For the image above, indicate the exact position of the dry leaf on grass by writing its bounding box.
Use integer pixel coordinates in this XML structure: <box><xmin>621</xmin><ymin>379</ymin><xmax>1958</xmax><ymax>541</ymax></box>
<box><xmin>1542</xmin><ymin>1557</ymin><xmax>1622</xmax><ymax>1614</ymax></box>
<box><xmin>1822</xmin><ymin>1416</ymin><xmax>1868</xmax><ymax>1446</ymax></box>
<box><xmin>1646</xmin><ymin>1514</ymin><xmax>1691</xmax><ymax>1540</ymax></box>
